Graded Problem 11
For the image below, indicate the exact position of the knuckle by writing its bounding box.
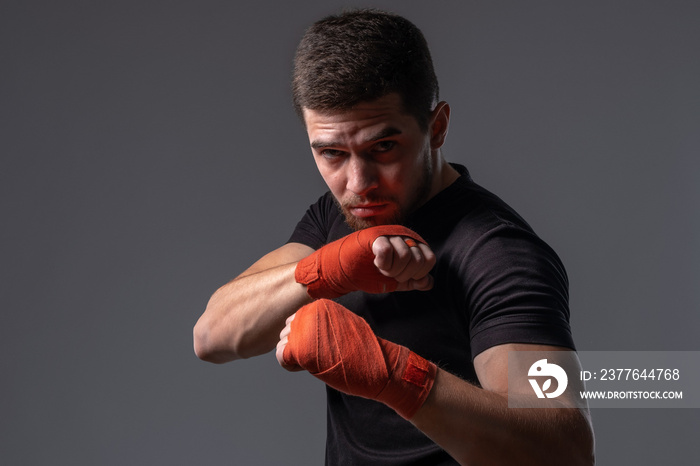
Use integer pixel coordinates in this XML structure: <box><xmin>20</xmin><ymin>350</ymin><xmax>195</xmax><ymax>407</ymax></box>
<box><xmin>394</xmin><ymin>247</ymin><xmax>411</xmax><ymax>263</ymax></box>
<box><xmin>374</xmin><ymin>235</ymin><xmax>391</xmax><ymax>249</ymax></box>
<box><xmin>422</xmin><ymin>248</ymin><xmax>436</xmax><ymax>266</ymax></box>
<box><xmin>373</xmin><ymin>240</ymin><xmax>393</xmax><ymax>260</ymax></box>
<box><xmin>412</xmin><ymin>250</ymin><xmax>425</xmax><ymax>266</ymax></box>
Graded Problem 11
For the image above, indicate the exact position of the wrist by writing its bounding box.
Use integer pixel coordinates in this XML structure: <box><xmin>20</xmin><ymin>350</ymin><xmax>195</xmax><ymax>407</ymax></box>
<box><xmin>295</xmin><ymin>249</ymin><xmax>346</xmax><ymax>299</ymax></box>
<box><xmin>376</xmin><ymin>340</ymin><xmax>437</xmax><ymax>419</ymax></box>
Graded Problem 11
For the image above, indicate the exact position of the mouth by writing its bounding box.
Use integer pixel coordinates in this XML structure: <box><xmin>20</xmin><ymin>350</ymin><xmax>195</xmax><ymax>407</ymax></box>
<box><xmin>347</xmin><ymin>203</ymin><xmax>390</xmax><ymax>218</ymax></box>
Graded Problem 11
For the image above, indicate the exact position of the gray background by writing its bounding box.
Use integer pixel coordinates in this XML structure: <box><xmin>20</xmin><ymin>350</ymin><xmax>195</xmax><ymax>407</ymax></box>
<box><xmin>2</xmin><ymin>0</ymin><xmax>698</xmax><ymax>464</ymax></box>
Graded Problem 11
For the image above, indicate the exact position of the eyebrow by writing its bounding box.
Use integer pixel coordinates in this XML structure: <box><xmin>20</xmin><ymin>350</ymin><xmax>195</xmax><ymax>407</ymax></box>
<box><xmin>310</xmin><ymin>126</ymin><xmax>403</xmax><ymax>150</ymax></box>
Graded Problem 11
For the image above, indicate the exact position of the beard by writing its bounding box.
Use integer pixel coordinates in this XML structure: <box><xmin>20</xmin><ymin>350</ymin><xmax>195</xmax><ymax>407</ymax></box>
<box><xmin>335</xmin><ymin>194</ymin><xmax>402</xmax><ymax>231</ymax></box>
<box><xmin>336</xmin><ymin>151</ymin><xmax>434</xmax><ymax>231</ymax></box>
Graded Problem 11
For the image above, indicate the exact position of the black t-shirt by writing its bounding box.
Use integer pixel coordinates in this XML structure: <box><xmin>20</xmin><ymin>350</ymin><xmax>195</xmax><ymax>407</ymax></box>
<box><xmin>287</xmin><ymin>164</ymin><xmax>575</xmax><ymax>465</ymax></box>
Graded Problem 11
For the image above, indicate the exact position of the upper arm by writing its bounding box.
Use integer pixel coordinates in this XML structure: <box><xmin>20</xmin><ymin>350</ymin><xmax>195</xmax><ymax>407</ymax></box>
<box><xmin>474</xmin><ymin>343</ymin><xmax>589</xmax><ymax>416</ymax></box>
<box><xmin>474</xmin><ymin>343</ymin><xmax>573</xmax><ymax>395</ymax></box>
<box><xmin>474</xmin><ymin>343</ymin><xmax>595</xmax><ymax>462</ymax></box>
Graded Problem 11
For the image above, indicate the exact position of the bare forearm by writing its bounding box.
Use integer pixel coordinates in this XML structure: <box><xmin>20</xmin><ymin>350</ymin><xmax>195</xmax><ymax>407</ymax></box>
<box><xmin>411</xmin><ymin>369</ymin><xmax>595</xmax><ymax>466</ymax></box>
<box><xmin>194</xmin><ymin>262</ymin><xmax>312</xmax><ymax>363</ymax></box>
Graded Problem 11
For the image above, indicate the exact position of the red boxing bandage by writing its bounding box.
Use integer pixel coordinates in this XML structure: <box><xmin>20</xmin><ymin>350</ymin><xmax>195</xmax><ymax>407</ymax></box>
<box><xmin>295</xmin><ymin>225</ymin><xmax>427</xmax><ymax>299</ymax></box>
<box><xmin>283</xmin><ymin>299</ymin><xmax>437</xmax><ymax>420</ymax></box>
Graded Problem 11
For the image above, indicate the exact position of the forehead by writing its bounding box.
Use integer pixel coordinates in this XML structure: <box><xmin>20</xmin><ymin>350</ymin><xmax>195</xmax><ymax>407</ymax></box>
<box><xmin>302</xmin><ymin>94</ymin><xmax>421</xmax><ymax>143</ymax></box>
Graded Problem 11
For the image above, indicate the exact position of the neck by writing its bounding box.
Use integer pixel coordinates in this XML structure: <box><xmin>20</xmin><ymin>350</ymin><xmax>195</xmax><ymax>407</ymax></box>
<box><xmin>429</xmin><ymin>153</ymin><xmax>460</xmax><ymax>199</ymax></box>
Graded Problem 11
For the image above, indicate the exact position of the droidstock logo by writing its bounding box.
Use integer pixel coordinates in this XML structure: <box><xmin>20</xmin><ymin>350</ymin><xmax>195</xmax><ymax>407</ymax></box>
<box><xmin>528</xmin><ymin>359</ymin><xmax>568</xmax><ymax>398</ymax></box>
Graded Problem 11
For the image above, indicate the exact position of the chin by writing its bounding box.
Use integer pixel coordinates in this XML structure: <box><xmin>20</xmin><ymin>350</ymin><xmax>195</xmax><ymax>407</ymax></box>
<box><xmin>343</xmin><ymin>211</ymin><xmax>402</xmax><ymax>231</ymax></box>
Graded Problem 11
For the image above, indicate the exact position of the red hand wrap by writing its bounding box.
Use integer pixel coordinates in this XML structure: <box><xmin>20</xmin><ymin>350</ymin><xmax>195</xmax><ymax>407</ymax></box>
<box><xmin>295</xmin><ymin>225</ymin><xmax>427</xmax><ymax>299</ymax></box>
<box><xmin>283</xmin><ymin>299</ymin><xmax>437</xmax><ymax>420</ymax></box>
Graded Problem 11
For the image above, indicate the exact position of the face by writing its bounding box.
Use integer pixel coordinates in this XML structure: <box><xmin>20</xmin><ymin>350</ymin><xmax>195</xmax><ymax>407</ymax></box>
<box><xmin>303</xmin><ymin>94</ymin><xmax>440</xmax><ymax>230</ymax></box>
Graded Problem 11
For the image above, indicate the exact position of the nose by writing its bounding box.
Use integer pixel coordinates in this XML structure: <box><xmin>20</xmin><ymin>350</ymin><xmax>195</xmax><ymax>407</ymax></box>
<box><xmin>345</xmin><ymin>154</ymin><xmax>378</xmax><ymax>196</ymax></box>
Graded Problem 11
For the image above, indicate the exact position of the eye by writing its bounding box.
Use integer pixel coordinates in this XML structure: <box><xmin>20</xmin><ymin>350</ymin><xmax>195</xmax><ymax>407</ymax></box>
<box><xmin>372</xmin><ymin>140</ymin><xmax>396</xmax><ymax>153</ymax></box>
<box><xmin>319</xmin><ymin>148</ymin><xmax>346</xmax><ymax>160</ymax></box>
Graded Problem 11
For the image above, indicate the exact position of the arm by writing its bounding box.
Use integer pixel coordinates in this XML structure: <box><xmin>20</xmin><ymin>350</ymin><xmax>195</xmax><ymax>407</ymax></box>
<box><xmin>278</xmin><ymin>304</ymin><xmax>594</xmax><ymax>465</ymax></box>
<box><xmin>194</xmin><ymin>227</ymin><xmax>435</xmax><ymax>363</ymax></box>
<box><xmin>410</xmin><ymin>343</ymin><xmax>595</xmax><ymax>466</ymax></box>
<box><xmin>193</xmin><ymin>242</ymin><xmax>314</xmax><ymax>363</ymax></box>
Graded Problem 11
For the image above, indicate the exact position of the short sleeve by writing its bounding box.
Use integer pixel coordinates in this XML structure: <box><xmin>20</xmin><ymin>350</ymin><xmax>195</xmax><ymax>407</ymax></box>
<box><xmin>463</xmin><ymin>223</ymin><xmax>575</xmax><ymax>357</ymax></box>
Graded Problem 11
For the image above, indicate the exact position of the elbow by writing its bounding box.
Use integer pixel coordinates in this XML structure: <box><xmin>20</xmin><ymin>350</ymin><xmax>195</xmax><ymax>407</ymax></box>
<box><xmin>193</xmin><ymin>318</ymin><xmax>240</xmax><ymax>364</ymax></box>
<box><xmin>570</xmin><ymin>441</ymin><xmax>595</xmax><ymax>466</ymax></box>
<box><xmin>571</xmin><ymin>409</ymin><xmax>596</xmax><ymax>466</ymax></box>
<box><xmin>574</xmin><ymin>443</ymin><xmax>596</xmax><ymax>466</ymax></box>
<box><xmin>582</xmin><ymin>430</ymin><xmax>596</xmax><ymax>465</ymax></box>
<box><xmin>193</xmin><ymin>289</ymin><xmax>276</xmax><ymax>362</ymax></box>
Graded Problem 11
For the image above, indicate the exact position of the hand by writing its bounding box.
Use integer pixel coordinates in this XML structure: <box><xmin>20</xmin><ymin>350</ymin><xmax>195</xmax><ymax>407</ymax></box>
<box><xmin>294</xmin><ymin>225</ymin><xmax>435</xmax><ymax>299</ymax></box>
<box><xmin>371</xmin><ymin>235</ymin><xmax>435</xmax><ymax>291</ymax></box>
<box><xmin>276</xmin><ymin>313</ymin><xmax>302</xmax><ymax>372</ymax></box>
<box><xmin>276</xmin><ymin>299</ymin><xmax>436</xmax><ymax>419</ymax></box>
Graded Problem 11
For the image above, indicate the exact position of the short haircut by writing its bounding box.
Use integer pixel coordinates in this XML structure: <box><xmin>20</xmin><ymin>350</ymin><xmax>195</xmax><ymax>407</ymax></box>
<box><xmin>292</xmin><ymin>9</ymin><xmax>439</xmax><ymax>130</ymax></box>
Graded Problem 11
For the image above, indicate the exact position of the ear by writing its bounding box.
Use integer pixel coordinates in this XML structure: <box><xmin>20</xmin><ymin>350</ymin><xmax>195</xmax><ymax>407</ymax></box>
<box><xmin>429</xmin><ymin>101</ymin><xmax>450</xmax><ymax>150</ymax></box>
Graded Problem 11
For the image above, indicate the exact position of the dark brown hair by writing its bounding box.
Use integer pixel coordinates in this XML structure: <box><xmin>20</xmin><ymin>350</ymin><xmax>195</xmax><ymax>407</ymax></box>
<box><xmin>292</xmin><ymin>9</ymin><xmax>439</xmax><ymax>130</ymax></box>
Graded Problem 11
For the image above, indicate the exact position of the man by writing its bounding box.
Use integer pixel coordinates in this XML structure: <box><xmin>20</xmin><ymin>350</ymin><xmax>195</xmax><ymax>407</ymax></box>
<box><xmin>194</xmin><ymin>9</ymin><xmax>594</xmax><ymax>465</ymax></box>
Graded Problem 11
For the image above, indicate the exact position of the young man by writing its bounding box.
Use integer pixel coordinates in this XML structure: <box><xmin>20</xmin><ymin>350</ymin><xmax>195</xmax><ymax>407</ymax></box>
<box><xmin>194</xmin><ymin>9</ymin><xmax>594</xmax><ymax>465</ymax></box>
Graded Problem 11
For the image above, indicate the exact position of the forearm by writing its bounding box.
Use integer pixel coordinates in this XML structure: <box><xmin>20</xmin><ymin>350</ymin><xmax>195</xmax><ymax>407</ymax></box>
<box><xmin>194</xmin><ymin>262</ymin><xmax>312</xmax><ymax>363</ymax></box>
<box><xmin>411</xmin><ymin>369</ymin><xmax>595</xmax><ymax>466</ymax></box>
<box><xmin>195</xmin><ymin>227</ymin><xmax>432</xmax><ymax>364</ymax></box>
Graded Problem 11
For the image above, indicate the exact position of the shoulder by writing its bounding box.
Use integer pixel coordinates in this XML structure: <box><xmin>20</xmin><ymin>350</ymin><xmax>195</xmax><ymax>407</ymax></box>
<box><xmin>426</xmin><ymin>172</ymin><xmax>570</xmax><ymax>306</ymax></box>
<box><xmin>415</xmin><ymin>169</ymin><xmax>543</xmax><ymax>256</ymax></box>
